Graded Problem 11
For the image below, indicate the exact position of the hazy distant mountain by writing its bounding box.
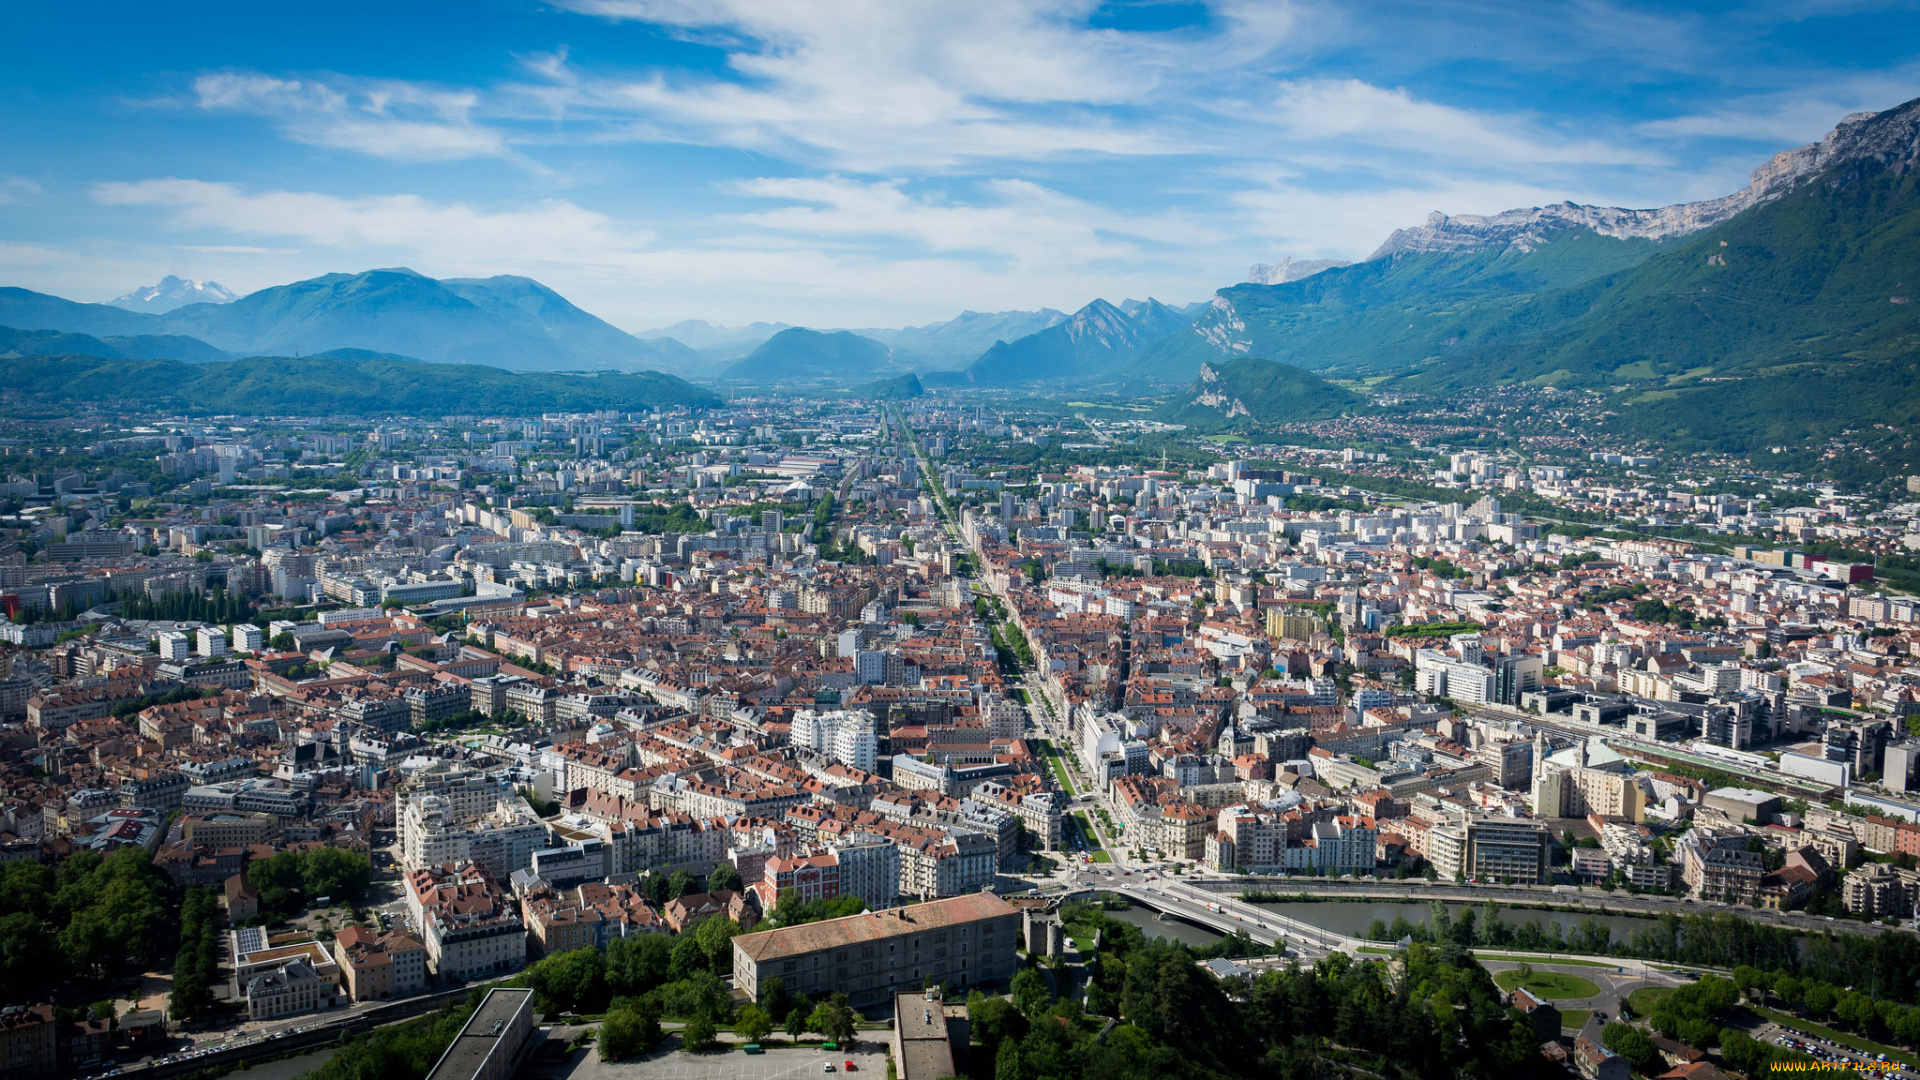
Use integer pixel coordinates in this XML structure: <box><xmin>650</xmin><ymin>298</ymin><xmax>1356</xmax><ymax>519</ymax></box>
<box><xmin>0</xmin><ymin>287</ymin><xmax>157</xmax><ymax>337</ymax></box>
<box><xmin>963</xmin><ymin>298</ymin><xmax>1197</xmax><ymax>385</ymax></box>
<box><xmin>0</xmin><ymin>268</ymin><xmax>698</xmax><ymax>374</ymax></box>
<box><xmin>0</xmin><ymin>353</ymin><xmax>719</xmax><ymax>416</ymax></box>
<box><xmin>637</xmin><ymin>319</ymin><xmax>791</xmax><ymax>350</ymax></box>
<box><xmin>439</xmin><ymin>275</ymin><xmax>698</xmax><ymax>373</ymax></box>
<box><xmin>111</xmin><ymin>275</ymin><xmax>238</xmax><ymax>314</ymax></box>
<box><xmin>865</xmin><ymin>308</ymin><xmax>1069</xmax><ymax>370</ymax></box>
<box><xmin>722</xmin><ymin>328</ymin><xmax>896</xmax><ymax>383</ymax></box>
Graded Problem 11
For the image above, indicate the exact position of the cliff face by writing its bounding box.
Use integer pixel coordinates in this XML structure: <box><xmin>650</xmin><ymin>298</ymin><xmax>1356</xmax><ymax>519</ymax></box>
<box><xmin>1370</xmin><ymin>100</ymin><xmax>1920</xmax><ymax>259</ymax></box>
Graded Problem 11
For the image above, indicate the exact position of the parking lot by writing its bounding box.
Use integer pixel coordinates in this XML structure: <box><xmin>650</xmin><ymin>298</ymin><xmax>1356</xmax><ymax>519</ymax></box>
<box><xmin>527</xmin><ymin>1041</ymin><xmax>892</xmax><ymax>1080</ymax></box>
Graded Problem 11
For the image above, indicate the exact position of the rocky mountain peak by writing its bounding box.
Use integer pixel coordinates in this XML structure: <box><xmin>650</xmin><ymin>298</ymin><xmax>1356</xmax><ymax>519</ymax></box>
<box><xmin>1369</xmin><ymin>96</ymin><xmax>1920</xmax><ymax>260</ymax></box>
<box><xmin>1247</xmin><ymin>258</ymin><xmax>1351</xmax><ymax>285</ymax></box>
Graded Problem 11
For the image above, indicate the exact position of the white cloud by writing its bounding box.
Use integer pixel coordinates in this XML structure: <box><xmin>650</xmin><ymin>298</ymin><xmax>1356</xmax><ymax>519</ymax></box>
<box><xmin>0</xmin><ymin>178</ymin><xmax>43</xmax><ymax>205</ymax></box>
<box><xmin>527</xmin><ymin>0</ymin><xmax>1298</xmax><ymax>170</ymax></box>
<box><xmin>1636</xmin><ymin>70</ymin><xmax>1920</xmax><ymax>144</ymax></box>
<box><xmin>727</xmin><ymin>175</ymin><xmax>1213</xmax><ymax>269</ymax></box>
<box><xmin>77</xmin><ymin>175</ymin><xmax>1223</xmax><ymax>327</ymax></box>
<box><xmin>92</xmin><ymin>179</ymin><xmax>646</xmax><ymax>267</ymax></box>
<box><xmin>192</xmin><ymin>73</ymin><xmax>511</xmax><ymax>162</ymax></box>
<box><xmin>1262</xmin><ymin>79</ymin><xmax>1662</xmax><ymax>169</ymax></box>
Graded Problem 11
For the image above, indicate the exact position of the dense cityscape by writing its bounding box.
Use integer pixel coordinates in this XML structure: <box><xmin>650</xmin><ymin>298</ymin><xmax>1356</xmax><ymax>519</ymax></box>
<box><xmin>1</xmin><ymin>393</ymin><xmax>1919</xmax><ymax>1080</ymax></box>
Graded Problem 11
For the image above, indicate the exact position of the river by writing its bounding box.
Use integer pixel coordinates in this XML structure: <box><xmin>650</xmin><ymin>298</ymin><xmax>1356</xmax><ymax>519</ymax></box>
<box><xmin>1248</xmin><ymin>899</ymin><xmax>1664</xmax><ymax>946</ymax></box>
<box><xmin>222</xmin><ymin>1047</ymin><xmax>334</xmax><ymax>1080</ymax></box>
<box><xmin>1100</xmin><ymin>903</ymin><xmax>1233</xmax><ymax>949</ymax></box>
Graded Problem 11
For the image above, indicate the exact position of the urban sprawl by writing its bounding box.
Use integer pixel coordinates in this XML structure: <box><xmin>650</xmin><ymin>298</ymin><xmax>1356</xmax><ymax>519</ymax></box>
<box><xmin>4</xmin><ymin>399</ymin><xmax>1920</xmax><ymax>1080</ymax></box>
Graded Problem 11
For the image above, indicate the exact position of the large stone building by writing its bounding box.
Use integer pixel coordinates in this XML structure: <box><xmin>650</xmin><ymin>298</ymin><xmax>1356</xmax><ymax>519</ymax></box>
<box><xmin>732</xmin><ymin>892</ymin><xmax>1020</xmax><ymax>1009</ymax></box>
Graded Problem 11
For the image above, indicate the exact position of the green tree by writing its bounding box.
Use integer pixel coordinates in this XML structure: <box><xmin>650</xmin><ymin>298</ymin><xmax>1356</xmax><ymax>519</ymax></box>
<box><xmin>681</xmin><ymin>1012</ymin><xmax>717</xmax><ymax>1052</ymax></box>
<box><xmin>524</xmin><ymin>948</ymin><xmax>609</xmax><ymax>1014</ymax></box>
<box><xmin>599</xmin><ymin>997</ymin><xmax>662</xmax><ymax>1061</ymax></box>
<box><xmin>735</xmin><ymin>1004</ymin><xmax>773</xmax><ymax>1044</ymax></box>
<box><xmin>693</xmin><ymin>916</ymin><xmax>741</xmax><ymax>974</ymax></box>
<box><xmin>1601</xmin><ymin>1022</ymin><xmax>1659</xmax><ymax>1073</ymax></box>
<box><xmin>785</xmin><ymin>998</ymin><xmax>812</xmax><ymax>1039</ymax></box>
<box><xmin>759</xmin><ymin>975</ymin><xmax>789</xmax><ymax>1021</ymax></box>
<box><xmin>808</xmin><ymin>999</ymin><xmax>857</xmax><ymax>1045</ymax></box>
<box><xmin>1011</xmin><ymin>968</ymin><xmax>1052</xmax><ymax>1021</ymax></box>
<box><xmin>667</xmin><ymin>869</ymin><xmax>695</xmax><ymax>900</ymax></box>
<box><xmin>606</xmin><ymin>933</ymin><xmax>672</xmax><ymax>997</ymax></box>
<box><xmin>706</xmin><ymin>863</ymin><xmax>743</xmax><ymax>894</ymax></box>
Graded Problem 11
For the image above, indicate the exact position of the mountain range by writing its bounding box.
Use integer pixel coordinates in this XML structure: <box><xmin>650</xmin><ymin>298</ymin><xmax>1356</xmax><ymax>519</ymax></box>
<box><xmin>0</xmin><ymin>352</ymin><xmax>717</xmax><ymax>416</ymax></box>
<box><xmin>6</xmin><ymin>95</ymin><xmax>1920</xmax><ymax>465</ymax></box>
<box><xmin>1141</xmin><ymin>99</ymin><xmax>1920</xmax><ymax>402</ymax></box>
<box><xmin>0</xmin><ymin>268</ymin><xmax>699</xmax><ymax>373</ymax></box>
<box><xmin>962</xmin><ymin>297</ymin><xmax>1199</xmax><ymax>385</ymax></box>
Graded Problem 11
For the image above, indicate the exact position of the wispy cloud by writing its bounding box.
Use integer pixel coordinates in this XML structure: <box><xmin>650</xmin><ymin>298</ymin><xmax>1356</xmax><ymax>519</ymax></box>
<box><xmin>92</xmin><ymin>179</ymin><xmax>644</xmax><ymax>266</ymax></box>
<box><xmin>1263</xmin><ymin>79</ymin><xmax>1663</xmax><ymax>169</ymax></box>
<box><xmin>191</xmin><ymin>73</ymin><xmax>513</xmax><ymax>163</ymax></box>
<box><xmin>0</xmin><ymin>178</ymin><xmax>43</xmax><ymax>205</ymax></box>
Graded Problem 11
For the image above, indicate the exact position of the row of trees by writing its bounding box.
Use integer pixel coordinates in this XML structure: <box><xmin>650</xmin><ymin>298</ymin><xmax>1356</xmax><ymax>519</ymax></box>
<box><xmin>170</xmin><ymin>886</ymin><xmax>219</xmax><ymax>1021</ymax></box>
<box><xmin>1361</xmin><ymin>903</ymin><xmax>1920</xmax><ymax>1003</ymax></box>
<box><xmin>1729</xmin><ymin>964</ymin><xmax>1920</xmax><ymax>1050</ymax></box>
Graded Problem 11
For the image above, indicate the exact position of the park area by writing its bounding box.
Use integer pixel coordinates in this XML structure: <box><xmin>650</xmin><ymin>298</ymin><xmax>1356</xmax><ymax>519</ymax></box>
<box><xmin>1492</xmin><ymin>969</ymin><xmax>1600</xmax><ymax>1001</ymax></box>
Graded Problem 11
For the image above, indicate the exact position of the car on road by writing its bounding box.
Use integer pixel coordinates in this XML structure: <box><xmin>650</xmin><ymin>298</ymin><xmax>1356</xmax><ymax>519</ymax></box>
<box><xmin>823</xmin><ymin>1062</ymin><xmax>836</xmax><ymax>1072</ymax></box>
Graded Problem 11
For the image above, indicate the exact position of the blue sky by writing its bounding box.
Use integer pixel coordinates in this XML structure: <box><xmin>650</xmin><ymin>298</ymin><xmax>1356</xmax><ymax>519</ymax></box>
<box><xmin>3</xmin><ymin>0</ymin><xmax>1917</xmax><ymax>331</ymax></box>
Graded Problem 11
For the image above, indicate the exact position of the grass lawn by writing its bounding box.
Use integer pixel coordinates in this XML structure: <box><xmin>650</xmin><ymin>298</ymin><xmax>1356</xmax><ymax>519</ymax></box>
<box><xmin>1492</xmin><ymin>969</ymin><xmax>1601</xmax><ymax>1001</ymax></box>
<box><xmin>1625</xmin><ymin>987</ymin><xmax>1672</xmax><ymax>1017</ymax></box>
<box><xmin>1756</xmin><ymin>1007</ymin><xmax>1920</xmax><ymax>1070</ymax></box>
<box><xmin>1072</xmin><ymin>812</ymin><xmax>1103</xmax><ymax>848</ymax></box>
<box><xmin>1041</xmin><ymin>742</ymin><xmax>1079</xmax><ymax>797</ymax></box>
<box><xmin>1559</xmin><ymin>1010</ymin><xmax>1590</xmax><ymax>1031</ymax></box>
<box><xmin>1473</xmin><ymin>954</ymin><xmax>1629</xmax><ymax>970</ymax></box>
<box><xmin>1089</xmin><ymin>850</ymin><xmax>1113</xmax><ymax>863</ymax></box>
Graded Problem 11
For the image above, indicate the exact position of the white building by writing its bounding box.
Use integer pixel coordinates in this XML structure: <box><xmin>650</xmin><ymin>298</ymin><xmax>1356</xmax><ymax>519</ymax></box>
<box><xmin>828</xmin><ymin>834</ymin><xmax>901</xmax><ymax>909</ymax></box>
<box><xmin>790</xmin><ymin>709</ymin><xmax>879</xmax><ymax>772</ymax></box>
<box><xmin>400</xmin><ymin>792</ymin><xmax>550</xmax><ymax>882</ymax></box>
<box><xmin>157</xmin><ymin>631</ymin><xmax>191</xmax><ymax>661</ymax></box>
<box><xmin>196</xmin><ymin>627</ymin><xmax>228</xmax><ymax>658</ymax></box>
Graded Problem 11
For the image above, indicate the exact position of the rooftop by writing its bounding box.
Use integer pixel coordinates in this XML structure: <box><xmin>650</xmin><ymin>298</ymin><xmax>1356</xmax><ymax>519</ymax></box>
<box><xmin>424</xmin><ymin>988</ymin><xmax>534</xmax><ymax>1080</ymax></box>
<box><xmin>734</xmin><ymin>892</ymin><xmax>1015</xmax><ymax>963</ymax></box>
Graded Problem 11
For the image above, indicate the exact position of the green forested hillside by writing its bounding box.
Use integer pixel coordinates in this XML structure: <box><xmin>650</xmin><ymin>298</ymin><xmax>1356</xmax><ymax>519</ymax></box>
<box><xmin>1134</xmin><ymin>230</ymin><xmax>1665</xmax><ymax>380</ymax></box>
<box><xmin>1402</xmin><ymin>160</ymin><xmax>1920</xmax><ymax>394</ymax></box>
<box><xmin>0</xmin><ymin>353</ymin><xmax>720</xmax><ymax>416</ymax></box>
<box><xmin>1155</xmin><ymin>357</ymin><xmax>1363</xmax><ymax>431</ymax></box>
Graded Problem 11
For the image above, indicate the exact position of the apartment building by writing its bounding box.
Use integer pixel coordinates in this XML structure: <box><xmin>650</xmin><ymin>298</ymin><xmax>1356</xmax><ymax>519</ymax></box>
<box><xmin>405</xmin><ymin>862</ymin><xmax>528</xmax><ymax>980</ymax></box>
<box><xmin>332</xmin><ymin>926</ymin><xmax>428</xmax><ymax>1002</ymax></box>
<box><xmin>400</xmin><ymin>792</ymin><xmax>549</xmax><ymax>882</ymax></box>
